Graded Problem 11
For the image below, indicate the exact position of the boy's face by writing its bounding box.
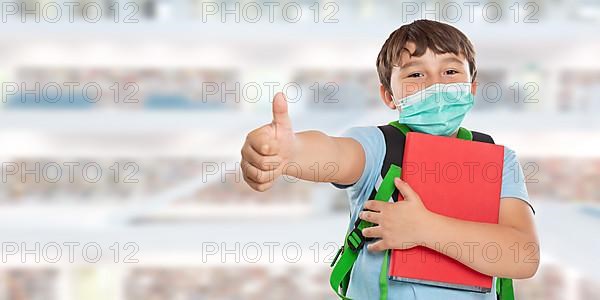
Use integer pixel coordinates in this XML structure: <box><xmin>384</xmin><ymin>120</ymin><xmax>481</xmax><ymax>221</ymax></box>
<box><xmin>380</xmin><ymin>42</ymin><xmax>477</xmax><ymax>110</ymax></box>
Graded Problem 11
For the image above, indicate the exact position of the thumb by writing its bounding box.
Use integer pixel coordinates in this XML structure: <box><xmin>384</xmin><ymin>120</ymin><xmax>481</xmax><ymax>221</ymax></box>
<box><xmin>272</xmin><ymin>92</ymin><xmax>292</xmax><ymax>129</ymax></box>
<box><xmin>394</xmin><ymin>177</ymin><xmax>419</xmax><ymax>201</ymax></box>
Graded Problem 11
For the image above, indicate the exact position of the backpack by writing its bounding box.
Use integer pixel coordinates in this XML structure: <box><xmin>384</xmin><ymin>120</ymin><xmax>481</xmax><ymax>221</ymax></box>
<box><xmin>329</xmin><ymin>121</ymin><xmax>515</xmax><ymax>300</ymax></box>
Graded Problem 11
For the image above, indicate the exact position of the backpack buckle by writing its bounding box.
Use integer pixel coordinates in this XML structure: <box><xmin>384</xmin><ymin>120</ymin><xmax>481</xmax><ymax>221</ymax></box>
<box><xmin>346</xmin><ymin>228</ymin><xmax>365</xmax><ymax>252</ymax></box>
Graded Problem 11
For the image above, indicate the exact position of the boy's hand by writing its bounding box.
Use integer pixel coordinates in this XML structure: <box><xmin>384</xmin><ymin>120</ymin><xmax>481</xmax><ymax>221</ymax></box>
<box><xmin>241</xmin><ymin>92</ymin><xmax>295</xmax><ymax>192</ymax></box>
<box><xmin>359</xmin><ymin>177</ymin><xmax>435</xmax><ymax>252</ymax></box>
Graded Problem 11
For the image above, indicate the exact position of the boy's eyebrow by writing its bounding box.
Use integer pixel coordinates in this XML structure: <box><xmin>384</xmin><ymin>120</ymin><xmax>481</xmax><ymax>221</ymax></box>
<box><xmin>440</xmin><ymin>57</ymin><xmax>465</xmax><ymax>65</ymax></box>
<box><xmin>397</xmin><ymin>61</ymin><xmax>423</xmax><ymax>69</ymax></box>
<box><xmin>396</xmin><ymin>57</ymin><xmax>465</xmax><ymax>70</ymax></box>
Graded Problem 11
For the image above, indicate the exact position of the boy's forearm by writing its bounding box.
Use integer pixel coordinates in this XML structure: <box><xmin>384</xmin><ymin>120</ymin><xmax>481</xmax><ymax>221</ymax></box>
<box><xmin>283</xmin><ymin>130</ymin><xmax>363</xmax><ymax>184</ymax></box>
<box><xmin>419</xmin><ymin>212</ymin><xmax>540</xmax><ymax>279</ymax></box>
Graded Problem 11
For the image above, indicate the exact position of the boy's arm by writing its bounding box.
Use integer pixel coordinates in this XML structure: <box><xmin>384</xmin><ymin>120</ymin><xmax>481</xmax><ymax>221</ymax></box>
<box><xmin>241</xmin><ymin>92</ymin><xmax>364</xmax><ymax>191</ymax></box>
<box><xmin>419</xmin><ymin>197</ymin><xmax>540</xmax><ymax>279</ymax></box>
<box><xmin>285</xmin><ymin>131</ymin><xmax>365</xmax><ymax>185</ymax></box>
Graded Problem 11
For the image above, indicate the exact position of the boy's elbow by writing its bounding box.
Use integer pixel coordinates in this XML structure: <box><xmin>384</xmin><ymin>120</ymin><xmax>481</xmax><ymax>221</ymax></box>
<box><xmin>514</xmin><ymin>251</ymin><xmax>540</xmax><ymax>279</ymax></box>
<box><xmin>521</xmin><ymin>238</ymin><xmax>541</xmax><ymax>279</ymax></box>
<box><xmin>516</xmin><ymin>262</ymin><xmax>539</xmax><ymax>279</ymax></box>
<box><xmin>524</xmin><ymin>256</ymin><xmax>540</xmax><ymax>279</ymax></box>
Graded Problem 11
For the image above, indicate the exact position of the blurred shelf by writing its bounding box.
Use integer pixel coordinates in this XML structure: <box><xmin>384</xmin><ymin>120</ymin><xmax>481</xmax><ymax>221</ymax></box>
<box><xmin>1</xmin><ymin>20</ymin><xmax>598</xmax><ymax>74</ymax></box>
<box><xmin>0</xmin><ymin>110</ymin><xmax>351</xmax><ymax>134</ymax></box>
<box><xmin>0</xmin><ymin>110</ymin><xmax>253</xmax><ymax>132</ymax></box>
<box><xmin>0</xmin><ymin>111</ymin><xmax>598</xmax><ymax>157</ymax></box>
<box><xmin>0</xmin><ymin>212</ymin><xmax>351</xmax><ymax>265</ymax></box>
<box><xmin>0</xmin><ymin>202</ymin><xmax>316</xmax><ymax>229</ymax></box>
<box><xmin>1</xmin><ymin>19</ymin><xmax>598</xmax><ymax>44</ymax></box>
<box><xmin>0</xmin><ymin>110</ymin><xmax>599</xmax><ymax>131</ymax></box>
<box><xmin>534</xmin><ymin>202</ymin><xmax>600</xmax><ymax>280</ymax></box>
<box><xmin>1</xmin><ymin>202</ymin><xmax>599</xmax><ymax>280</ymax></box>
<box><xmin>137</xmin><ymin>202</ymin><xmax>312</xmax><ymax>221</ymax></box>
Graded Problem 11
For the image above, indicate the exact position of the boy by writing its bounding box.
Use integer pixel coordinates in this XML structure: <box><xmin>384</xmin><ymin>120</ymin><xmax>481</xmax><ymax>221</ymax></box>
<box><xmin>240</xmin><ymin>20</ymin><xmax>539</xmax><ymax>299</ymax></box>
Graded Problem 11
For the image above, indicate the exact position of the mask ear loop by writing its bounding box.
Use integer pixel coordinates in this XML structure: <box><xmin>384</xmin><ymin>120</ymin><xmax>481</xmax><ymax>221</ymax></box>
<box><xmin>389</xmin><ymin>64</ymin><xmax>405</xmax><ymax>110</ymax></box>
<box><xmin>390</xmin><ymin>92</ymin><xmax>403</xmax><ymax>111</ymax></box>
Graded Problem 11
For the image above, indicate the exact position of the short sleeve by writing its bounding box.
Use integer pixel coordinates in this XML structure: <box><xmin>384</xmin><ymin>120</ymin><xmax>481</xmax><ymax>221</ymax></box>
<box><xmin>331</xmin><ymin>126</ymin><xmax>386</xmax><ymax>210</ymax></box>
<box><xmin>501</xmin><ymin>147</ymin><xmax>535</xmax><ymax>214</ymax></box>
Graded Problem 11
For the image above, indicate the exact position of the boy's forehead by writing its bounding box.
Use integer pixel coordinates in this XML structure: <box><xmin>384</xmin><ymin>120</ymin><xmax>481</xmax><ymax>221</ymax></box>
<box><xmin>396</xmin><ymin>42</ymin><xmax>467</xmax><ymax>68</ymax></box>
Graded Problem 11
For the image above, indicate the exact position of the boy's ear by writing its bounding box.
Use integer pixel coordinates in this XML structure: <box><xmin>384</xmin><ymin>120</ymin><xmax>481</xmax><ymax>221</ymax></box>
<box><xmin>470</xmin><ymin>80</ymin><xmax>478</xmax><ymax>96</ymax></box>
<box><xmin>379</xmin><ymin>85</ymin><xmax>397</xmax><ymax>110</ymax></box>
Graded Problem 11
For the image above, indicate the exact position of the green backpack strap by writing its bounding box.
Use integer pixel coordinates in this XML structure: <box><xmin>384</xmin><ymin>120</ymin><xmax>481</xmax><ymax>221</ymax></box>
<box><xmin>497</xmin><ymin>277</ymin><xmax>515</xmax><ymax>300</ymax></box>
<box><xmin>329</xmin><ymin>164</ymin><xmax>401</xmax><ymax>300</ymax></box>
<box><xmin>388</xmin><ymin>120</ymin><xmax>411</xmax><ymax>135</ymax></box>
<box><xmin>457</xmin><ymin>127</ymin><xmax>473</xmax><ymax>140</ymax></box>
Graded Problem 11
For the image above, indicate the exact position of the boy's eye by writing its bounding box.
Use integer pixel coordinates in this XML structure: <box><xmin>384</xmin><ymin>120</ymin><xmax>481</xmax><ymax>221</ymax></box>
<box><xmin>407</xmin><ymin>72</ymin><xmax>423</xmax><ymax>78</ymax></box>
<box><xmin>445</xmin><ymin>69</ymin><xmax>459</xmax><ymax>75</ymax></box>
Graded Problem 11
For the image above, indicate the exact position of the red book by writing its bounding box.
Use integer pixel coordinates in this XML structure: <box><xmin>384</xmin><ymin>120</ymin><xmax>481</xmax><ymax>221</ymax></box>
<box><xmin>388</xmin><ymin>132</ymin><xmax>504</xmax><ymax>292</ymax></box>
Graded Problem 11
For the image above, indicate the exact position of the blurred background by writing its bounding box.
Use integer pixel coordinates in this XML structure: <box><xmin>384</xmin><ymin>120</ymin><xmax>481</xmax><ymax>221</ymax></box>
<box><xmin>0</xmin><ymin>0</ymin><xmax>599</xmax><ymax>299</ymax></box>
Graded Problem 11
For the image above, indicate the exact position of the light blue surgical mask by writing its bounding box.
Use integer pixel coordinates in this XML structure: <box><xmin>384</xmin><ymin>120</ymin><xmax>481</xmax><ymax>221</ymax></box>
<box><xmin>392</xmin><ymin>83</ymin><xmax>474</xmax><ymax>136</ymax></box>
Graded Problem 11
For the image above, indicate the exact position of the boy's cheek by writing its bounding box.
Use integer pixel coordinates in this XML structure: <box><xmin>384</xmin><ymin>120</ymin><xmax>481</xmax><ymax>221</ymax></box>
<box><xmin>403</xmin><ymin>82</ymin><xmax>424</xmax><ymax>96</ymax></box>
<box><xmin>391</xmin><ymin>82</ymin><xmax>423</xmax><ymax>99</ymax></box>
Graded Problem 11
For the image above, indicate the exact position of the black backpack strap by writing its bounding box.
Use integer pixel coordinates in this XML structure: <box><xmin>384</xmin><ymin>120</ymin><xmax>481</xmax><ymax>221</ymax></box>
<box><xmin>376</xmin><ymin>124</ymin><xmax>406</xmax><ymax>203</ymax></box>
<box><xmin>472</xmin><ymin>131</ymin><xmax>495</xmax><ymax>144</ymax></box>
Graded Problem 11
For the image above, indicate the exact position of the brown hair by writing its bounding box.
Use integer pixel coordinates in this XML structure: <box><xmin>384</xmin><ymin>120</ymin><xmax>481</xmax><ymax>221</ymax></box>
<box><xmin>376</xmin><ymin>20</ymin><xmax>477</xmax><ymax>94</ymax></box>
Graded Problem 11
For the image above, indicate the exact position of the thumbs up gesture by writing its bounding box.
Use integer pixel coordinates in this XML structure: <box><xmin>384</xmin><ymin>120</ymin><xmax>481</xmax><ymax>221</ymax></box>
<box><xmin>241</xmin><ymin>92</ymin><xmax>295</xmax><ymax>191</ymax></box>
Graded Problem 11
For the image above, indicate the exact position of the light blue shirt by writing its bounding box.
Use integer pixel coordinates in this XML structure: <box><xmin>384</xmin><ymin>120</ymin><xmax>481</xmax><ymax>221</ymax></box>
<box><xmin>336</xmin><ymin>126</ymin><xmax>533</xmax><ymax>300</ymax></box>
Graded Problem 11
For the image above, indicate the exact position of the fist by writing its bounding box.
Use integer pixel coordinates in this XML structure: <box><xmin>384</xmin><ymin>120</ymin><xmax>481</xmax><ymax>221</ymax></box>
<box><xmin>241</xmin><ymin>92</ymin><xmax>295</xmax><ymax>191</ymax></box>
